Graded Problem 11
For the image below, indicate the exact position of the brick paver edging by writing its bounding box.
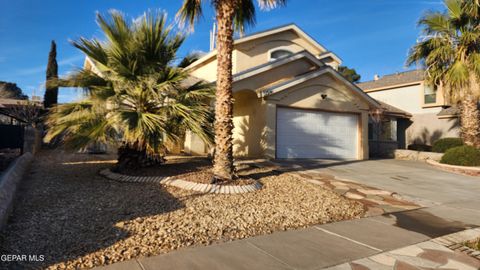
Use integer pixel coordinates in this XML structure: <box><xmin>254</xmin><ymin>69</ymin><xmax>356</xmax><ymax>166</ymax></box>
<box><xmin>433</xmin><ymin>228</ymin><xmax>480</xmax><ymax>260</ymax></box>
<box><xmin>99</xmin><ymin>169</ymin><xmax>262</xmax><ymax>194</ymax></box>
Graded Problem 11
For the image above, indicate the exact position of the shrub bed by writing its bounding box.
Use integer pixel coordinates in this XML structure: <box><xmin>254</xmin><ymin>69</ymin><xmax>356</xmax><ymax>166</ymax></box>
<box><xmin>440</xmin><ymin>145</ymin><xmax>480</xmax><ymax>166</ymax></box>
<box><xmin>407</xmin><ymin>144</ymin><xmax>432</xmax><ymax>152</ymax></box>
<box><xmin>432</xmin><ymin>138</ymin><xmax>463</xmax><ymax>153</ymax></box>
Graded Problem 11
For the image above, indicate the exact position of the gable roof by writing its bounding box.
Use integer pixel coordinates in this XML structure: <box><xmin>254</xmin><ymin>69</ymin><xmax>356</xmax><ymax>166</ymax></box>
<box><xmin>185</xmin><ymin>24</ymin><xmax>341</xmax><ymax>71</ymax></box>
<box><xmin>357</xmin><ymin>70</ymin><xmax>424</xmax><ymax>92</ymax></box>
<box><xmin>376</xmin><ymin>100</ymin><xmax>412</xmax><ymax>118</ymax></box>
<box><xmin>258</xmin><ymin>66</ymin><xmax>381</xmax><ymax>108</ymax></box>
<box><xmin>231</xmin><ymin>50</ymin><xmax>324</xmax><ymax>83</ymax></box>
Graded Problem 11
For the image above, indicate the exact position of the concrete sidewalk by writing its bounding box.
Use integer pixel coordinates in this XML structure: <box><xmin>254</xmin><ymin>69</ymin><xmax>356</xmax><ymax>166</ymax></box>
<box><xmin>97</xmin><ymin>205</ymin><xmax>480</xmax><ymax>270</ymax></box>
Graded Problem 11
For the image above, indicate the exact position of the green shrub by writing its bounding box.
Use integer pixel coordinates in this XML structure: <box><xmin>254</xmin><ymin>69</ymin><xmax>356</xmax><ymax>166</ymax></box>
<box><xmin>432</xmin><ymin>137</ymin><xmax>463</xmax><ymax>153</ymax></box>
<box><xmin>407</xmin><ymin>144</ymin><xmax>432</xmax><ymax>152</ymax></box>
<box><xmin>440</xmin><ymin>145</ymin><xmax>480</xmax><ymax>166</ymax></box>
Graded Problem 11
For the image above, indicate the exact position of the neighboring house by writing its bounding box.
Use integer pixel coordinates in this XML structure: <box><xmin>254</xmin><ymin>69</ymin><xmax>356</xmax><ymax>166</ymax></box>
<box><xmin>357</xmin><ymin>70</ymin><xmax>460</xmax><ymax>151</ymax></box>
<box><xmin>184</xmin><ymin>24</ymin><xmax>384</xmax><ymax>160</ymax></box>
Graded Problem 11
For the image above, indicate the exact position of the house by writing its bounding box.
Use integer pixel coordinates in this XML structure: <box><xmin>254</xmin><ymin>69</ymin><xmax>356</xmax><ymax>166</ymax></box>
<box><xmin>183</xmin><ymin>24</ymin><xmax>385</xmax><ymax>160</ymax></box>
<box><xmin>357</xmin><ymin>70</ymin><xmax>460</xmax><ymax>151</ymax></box>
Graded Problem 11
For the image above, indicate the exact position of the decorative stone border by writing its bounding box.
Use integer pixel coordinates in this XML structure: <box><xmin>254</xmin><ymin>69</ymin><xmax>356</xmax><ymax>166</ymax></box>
<box><xmin>394</xmin><ymin>149</ymin><xmax>443</xmax><ymax>162</ymax></box>
<box><xmin>0</xmin><ymin>152</ymin><xmax>33</xmax><ymax>230</ymax></box>
<box><xmin>99</xmin><ymin>169</ymin><xmax>262</xmax><ymax>194</ymax></box>
<box><xmin>433</xmin><ymin>228</ymin><xmax>480</xmax><ymax>260</ymax></box>
<box><xmin>426</xmin><ymin>159</ymin><xmax>480</xmax><ymax>176</ymax></box>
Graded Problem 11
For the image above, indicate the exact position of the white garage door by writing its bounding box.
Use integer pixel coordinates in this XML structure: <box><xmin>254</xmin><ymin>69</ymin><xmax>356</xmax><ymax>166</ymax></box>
<box><xmin>276</xmin><ymin>107</ymin><xmax>358</xmax><ymax>159</ymax></box>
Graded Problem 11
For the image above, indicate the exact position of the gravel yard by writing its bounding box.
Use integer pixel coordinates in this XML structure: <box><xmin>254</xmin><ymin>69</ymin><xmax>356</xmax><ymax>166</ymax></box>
<box><xmin>0</xmin><ymin>150</ymin><xmax>364</xmax><ymax>269</ymax></box>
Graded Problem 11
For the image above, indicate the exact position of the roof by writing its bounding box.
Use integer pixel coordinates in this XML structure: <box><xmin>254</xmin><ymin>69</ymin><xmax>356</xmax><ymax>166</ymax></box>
<box><xmin>185</xmin><ymin>24</ymin><xmax>342</xmax><ymax>71</ymax></box>
<box><xmin>231</xmin><ymin>50</ymin><xmax>324</xmax><ymax>83</ymax></box>
<box><xmin>357</xmin><ymin>70</ymin><xmax>424</xmax><ymax>92</ymax></box>
<box><xmin>258</xmin><ymin>66</ymin><xmax>381</xmax><ymax>109</ymax></box>
<box><xmin>437</xmin><ymin>106</ymin><xmax>459</xmax><ymax>117</ymax></box>
<box><xmin>376</xmin><ymin>100</ymin><xmax>412</xmax><ymax>118</ymax></box>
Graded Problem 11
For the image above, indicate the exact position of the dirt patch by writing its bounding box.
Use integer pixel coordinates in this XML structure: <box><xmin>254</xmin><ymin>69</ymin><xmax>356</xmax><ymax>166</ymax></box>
<box><xmin>0</xmin><ymin>150</ymin><xmax>364</xmax><ymax>269</ymax></box>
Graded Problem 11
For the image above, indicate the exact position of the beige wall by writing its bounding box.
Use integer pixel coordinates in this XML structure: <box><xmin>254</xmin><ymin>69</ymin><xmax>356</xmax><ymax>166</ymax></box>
<box><xmin>407</xmin><ymin>114</ymin><xmax>460</xmax><ymax>145</ymax></box>
<box><xmin>190</xmin><ymin>29</ymin><xmax>339</xmax><ymax>82</ymax></box>
<box><xmin>366</xmin><ymin>82</ymin><xmax>459</xmax><ymax>146</ymax></box>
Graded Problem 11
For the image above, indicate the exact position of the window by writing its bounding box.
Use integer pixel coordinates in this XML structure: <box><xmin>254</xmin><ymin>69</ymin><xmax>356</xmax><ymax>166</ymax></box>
<box><xmin>424</xmin><ymin>85</ymin><xmax>437</xmax><ymax>104</ymax></box>
<box><xmin>269</xmin><ymin>49</ymin><xmax>293</xmax><ymax>61</ymax></box>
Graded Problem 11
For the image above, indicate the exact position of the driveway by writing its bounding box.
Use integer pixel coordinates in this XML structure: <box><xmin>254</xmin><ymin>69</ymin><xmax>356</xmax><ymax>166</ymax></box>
<box><xmin>276</xmin><ymin>158</ymin><xmax>480</xmax><ymax>226</ymax></box>
<box><xmin>287</xmin><ymin>159</ymin><xmax>480</xmax><ymax>204</ymax></box>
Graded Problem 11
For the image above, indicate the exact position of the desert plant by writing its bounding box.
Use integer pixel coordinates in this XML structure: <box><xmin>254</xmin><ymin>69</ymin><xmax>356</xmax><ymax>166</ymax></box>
<box><xmin>45</xmin><ymin>10</ymin><xmax>214</xmax><ymax>171</ymax></box>
<box><xmin>177</xmin><ymin>0</ymin><xmax>287</xmax><ymax>180</ymax></box>
<box><xmin>440</xmin><ymin>145</ymin><xmax>480</xmax><ymax>166</ymax></box>
<box><xmin>432</xmin><ymin>137</ymin><xmax>464</xmax><ymax>153</ymax></box>
<box><xmin>44</xmin><ymin>41</ymin><xmax>58</xmax><ymax>108</ymax></box>
<box><xmin>407</xmin><ymin>0</ymin><xmax>480</xmax><ymax>148</ymax></box>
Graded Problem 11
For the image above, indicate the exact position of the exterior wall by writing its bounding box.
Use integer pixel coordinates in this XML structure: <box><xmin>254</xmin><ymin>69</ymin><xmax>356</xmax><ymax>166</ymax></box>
<box><xmin>407</xmin><ymin>114</ymin><xmax>460</xmax><ymax>145</ymax></box>
<box><xmin>184</xmin><ymin>131</ymin><xmax>209</xmax><ymax>156</ymax></box>
<box><xmin>366</xmin><ymin>83</ymin><xmax>460</xmax><ymax>146</ymax></box>
<box><xmin>366</xmin><ymin>84</ymin><xmax>441</xmax><ymax>114</ymax></box>
<box><xmin>234</xmin><ymin>30</ymin><xmax>324</xmax><ymax>73</ymax></box>
<box><xmin>232</xmin><ymin>91</ymin><xmax>267</xmax><ymax>157</ymax></box>
<box><xmin>190</xmin><ymin>29</ymin><xmax>339</xmax><ymax>82</ymax></box>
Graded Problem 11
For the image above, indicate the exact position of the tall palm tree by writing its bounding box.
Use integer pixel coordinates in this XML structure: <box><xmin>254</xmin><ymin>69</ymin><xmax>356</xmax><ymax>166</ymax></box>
<box><xmin>45</xmin><ymin>10</ymin><xmax>214</xmax><ymax>171</ymax></box>
<box><xmin>177</xmin><ymin>0</ymin><xmax>287</xmax><ymax>180</ymax></box>
<box><xmin>408</xmin><ymin>0</ymin><xmax>480</xmax><ymax>147</ymax></box>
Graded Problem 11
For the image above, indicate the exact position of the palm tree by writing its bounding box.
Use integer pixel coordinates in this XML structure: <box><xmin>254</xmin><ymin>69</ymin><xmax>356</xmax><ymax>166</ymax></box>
<box><xmin>408</xmin><ymin>0</ymin><xmax>480</xmax><ymax>147</ymax></box>
<box><xmin>45</xmin><ymin>10</ymin><xmax>214</xmax><ymax>171</ymax></box>
<box><xmin>177</xmin><ymin>0</ymin><xmax>287</xmax><ymax>180</ymax></box>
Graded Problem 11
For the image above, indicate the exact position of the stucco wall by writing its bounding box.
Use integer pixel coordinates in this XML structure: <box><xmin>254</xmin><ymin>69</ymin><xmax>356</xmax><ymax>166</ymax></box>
<box><xmin>232</xmin><ymin>91</ymin><xmax>267</xmax><ymax>157</ymax></box>
<box><xmin>190</xmin><ymin>29</ymin><xmax>338</xmax><ymax>82</ymax></box>
<box><xmin>407</xmin><ymin>114</ymin><xmax>460</xmax><ymax>145</ymax></box>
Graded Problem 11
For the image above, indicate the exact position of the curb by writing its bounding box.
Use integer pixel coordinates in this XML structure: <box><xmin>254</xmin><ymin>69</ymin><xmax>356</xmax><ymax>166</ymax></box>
<box><xmin>0</xmin><ymin>152</ymin><xmax>33</xmax><ymax>230</ymax></box>
<box><xmin>426</xmin><ymin>159</ymin><xmax>480</xmax><ymax>176</ymax></box>
<box><xmin>99</xmin><ymin>169</ymin><xmax>262</xmax><ymax>194</ymax></box>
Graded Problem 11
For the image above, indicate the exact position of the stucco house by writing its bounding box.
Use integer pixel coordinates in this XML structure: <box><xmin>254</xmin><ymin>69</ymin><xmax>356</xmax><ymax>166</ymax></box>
<box><xmin>357</xmin><ymin>70</ymin><xmax>460</xmax><ymax>151</ymax></box>
<box><xmin>183</xmin><ymin>24</ymin><xmax>384</xmax><ymax>160</ymax></box>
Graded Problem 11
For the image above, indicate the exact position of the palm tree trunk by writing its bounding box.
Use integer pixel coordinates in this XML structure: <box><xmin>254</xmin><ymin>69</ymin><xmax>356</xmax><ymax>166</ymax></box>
<box><xmin>460</xmin><ymin>95</ymin><xmax>480</xmax><ymax>147</ymax></box>
<box><xmin>212</xmin><ymin>2</ymin><xmax>236</xmax><ymax>180</ymax></box>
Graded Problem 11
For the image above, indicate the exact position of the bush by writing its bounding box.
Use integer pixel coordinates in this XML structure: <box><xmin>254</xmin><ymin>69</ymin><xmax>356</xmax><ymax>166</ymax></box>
<box><xmin>407</xmin><ymin>144</ymin><xmax>432</xmax><ymax>152</ymax></box>
<box><xmin>432</xmin><ymin>138</ymin><xmax>463</xmax><ymax>153</ymax></box>
<box><xmin>440</xmin><ymin>145</ymin><xmax>480</xmax><ymax>166</ymax></box>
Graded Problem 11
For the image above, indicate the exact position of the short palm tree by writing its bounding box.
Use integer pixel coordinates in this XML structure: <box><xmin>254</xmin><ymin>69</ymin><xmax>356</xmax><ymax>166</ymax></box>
<box><xmin>45</xmin><ymin>10</ymin><xmax>214</xmax><ymax>171</ymax></box>
<box><xmin>408</xmin><ymin>0</ymin><xmax>480</xmax><ymax>147</ymax></box>
<box><xmin>177</xmin><ymin>0</ymin><xmax>287</xmax><ymax>180</ymax></box>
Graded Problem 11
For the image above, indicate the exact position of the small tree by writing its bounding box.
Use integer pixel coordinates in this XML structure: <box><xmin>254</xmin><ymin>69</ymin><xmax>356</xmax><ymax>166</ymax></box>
<box><xmin>0</xmin><ymin>81</ymin><xmax>28</xmax><ymax>99</ymax></box>
<box><xmin>44</xmin><ymin>40</ymin><xmax>58</xmax><ymax>108</ymax></box>
<box><xmin>338</xmin><ymin>66</ymin><xmax>361</xmax><ymax>83</ymax></box>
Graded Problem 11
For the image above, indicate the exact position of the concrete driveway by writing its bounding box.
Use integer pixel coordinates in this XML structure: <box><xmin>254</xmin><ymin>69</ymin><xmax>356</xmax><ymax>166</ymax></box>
<box><xmin>286</xmin><ymin>159</ymin><xmax>480</xmax><ymax>204</ymax></box>
<box><xmin>276</xmin><ymin>158</ymin><xmax>480</xmax><ymax>226</ymax></box>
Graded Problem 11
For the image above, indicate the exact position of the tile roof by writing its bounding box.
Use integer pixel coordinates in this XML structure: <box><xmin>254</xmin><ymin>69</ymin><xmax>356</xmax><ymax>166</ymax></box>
<box><xmin>357</xmin><ymin>70</ymin><xmax>424</xmax><ymax>91</ymax></box>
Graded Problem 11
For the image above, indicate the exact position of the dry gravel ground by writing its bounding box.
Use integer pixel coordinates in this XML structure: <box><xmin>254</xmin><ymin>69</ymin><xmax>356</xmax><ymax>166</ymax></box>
<box><xmin>0</xmin><ymin>150</ymin><xmax>364</xmax><ymax>269</ymax></box>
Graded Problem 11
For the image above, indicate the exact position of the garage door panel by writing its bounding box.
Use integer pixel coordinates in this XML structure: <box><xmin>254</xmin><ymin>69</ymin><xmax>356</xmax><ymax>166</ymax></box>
<box><xmin>276</xmin><ymin>107</ymin><xmax>358</xmax><ymax>159</ymax></box>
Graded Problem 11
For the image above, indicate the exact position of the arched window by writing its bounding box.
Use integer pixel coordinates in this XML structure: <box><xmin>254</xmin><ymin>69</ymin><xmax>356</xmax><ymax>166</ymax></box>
<box><xmin>269</xmin><ymin>49</ymin><xmax>293</xmax><ymax>61</ymax></box>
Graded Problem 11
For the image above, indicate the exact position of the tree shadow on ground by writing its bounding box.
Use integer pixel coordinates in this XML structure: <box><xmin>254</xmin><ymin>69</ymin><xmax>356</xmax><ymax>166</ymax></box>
<box><xmin>0</xmin><ymin>150</ymin><xmax>185</xmax><ymax>269</ymax></box>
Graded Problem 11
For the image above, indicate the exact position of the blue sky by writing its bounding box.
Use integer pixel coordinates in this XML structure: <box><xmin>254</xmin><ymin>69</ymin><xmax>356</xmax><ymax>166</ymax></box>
<box><xmin>0</xmin><ymin>0</ymin><xmax>443</xmax><ymax>103</ymax></box>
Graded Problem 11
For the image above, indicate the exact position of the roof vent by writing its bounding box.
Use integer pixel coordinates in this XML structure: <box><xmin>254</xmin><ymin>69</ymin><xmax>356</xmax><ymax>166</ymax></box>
<box><xmin>374</xmin><ymin>74</ymin><xmax>380</xmax><ymax>81</ymax></box>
